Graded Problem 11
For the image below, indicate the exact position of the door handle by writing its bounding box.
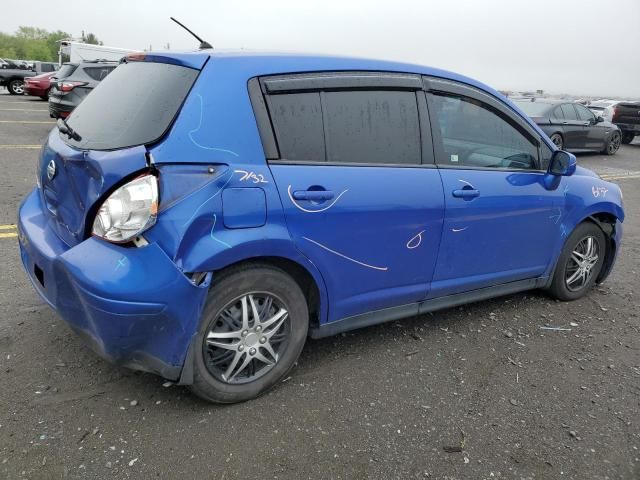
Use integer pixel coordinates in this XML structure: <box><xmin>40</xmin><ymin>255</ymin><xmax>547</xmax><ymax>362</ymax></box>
<box><xmin>452</xmin><ymin>189</ymin><xmax>480</xmax><ymax>199</ymax></box>
<box><xmin>292</xmin><ymin>190</ymin><xmax>335</xmax><ymax>201</ymax></box>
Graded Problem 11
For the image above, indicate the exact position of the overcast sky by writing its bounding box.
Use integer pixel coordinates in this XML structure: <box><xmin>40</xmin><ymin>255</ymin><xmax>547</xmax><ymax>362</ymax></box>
<box><xmin>4</xmin><ymin>0</ymin><xmax>640</xmax><ymax>98</ymax></box>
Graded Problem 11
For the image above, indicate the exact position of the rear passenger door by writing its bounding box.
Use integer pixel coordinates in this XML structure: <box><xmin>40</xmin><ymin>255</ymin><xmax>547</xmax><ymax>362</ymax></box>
<box><xmin>557</xmin><ymin>103</ymin><xmax>586</xmax><ymax>149</ymax></box>
<box><xmin>575</xmin><ymin>103</ymin><xmax>609</xmax><ymax>150</ymax></box>
<box><xmin>253</xmin><ymin>73</ymin><xmax>445</xmax><ymax>322</ymax></box>
<box><xmin>426</xmin><ymin>78</ymin><xmax>563</xmax><ymax>297</ymax></box>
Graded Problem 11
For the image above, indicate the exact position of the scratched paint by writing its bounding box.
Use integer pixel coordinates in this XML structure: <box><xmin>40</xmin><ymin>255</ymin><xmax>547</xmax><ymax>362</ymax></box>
<box><xmin>287</xmin><ymin>185</ymin><xmax>349</xmax><ymax>214</ymax></box>
<box><xmin>302</xmin><ymin>236</ymin><xmax>388</xmax><ymax>271</ymax></box>
<box><xmin>549</xmin><ymin>207</ymin><xmax>562</xmax><ymax>224</ymax></box>
<box><xmin>406</xmin><ymin>230</ymin><xmax>425</xmax><ymax>249</ymax></box>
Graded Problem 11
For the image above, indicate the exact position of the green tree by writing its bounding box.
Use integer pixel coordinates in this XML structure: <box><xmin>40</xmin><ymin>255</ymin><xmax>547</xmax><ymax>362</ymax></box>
<box><xmin>0</xmin><ymin>26</ymin><xmax>74</xmax><ymax>62</ymax></box>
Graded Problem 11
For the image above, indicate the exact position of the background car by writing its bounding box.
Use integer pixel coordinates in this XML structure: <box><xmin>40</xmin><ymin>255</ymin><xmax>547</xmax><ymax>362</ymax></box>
<box><xmin>0</xmin><ymin>60</ymin><xmax>58</xmax><ymax>95</ymax></box>
<box><xmin>516</xmin><ymin>99</ymin><xmax>621</xmax><ymax>155</ymax></box>
<box><xmin>48</xmin><ymin>60</ymin><xmax>117</xmax><ymax>118</ymax></box>
<box><xmin>23</xmin><ymin>71</ymin><xmax>57</xmax><ymax>100</ymax></box>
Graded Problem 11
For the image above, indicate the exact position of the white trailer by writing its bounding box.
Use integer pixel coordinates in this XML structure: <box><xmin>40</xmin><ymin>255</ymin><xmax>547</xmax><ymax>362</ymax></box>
<box><xmin>58</xmin><ymin>41</ymin><xmax>133</xmax><ymax>64</ymax></box>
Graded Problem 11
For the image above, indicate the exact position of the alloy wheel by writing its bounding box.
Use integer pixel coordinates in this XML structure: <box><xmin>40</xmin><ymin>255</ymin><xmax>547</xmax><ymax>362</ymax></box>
<box><xmin>565</xmin><ymin>236</ymin><xmax>599</xmax><ymax>292</ymax></box>
<box><xmin>607</xmin><ymin>132</ymin><xmax>621</xmax><ymax>155</ymax></box>
<box><xmin>551</xmin><ymin>134</ymin><xmax>563</xmax><ymax>150</ymax></box>
<box><xmin>10</xmin><ymin>80</ymin><xmax>24</xmax><ymax>95</ymax></box>
<box><xmin>203</xmin><ymin>293</ymin><xmax>290</xmax><ymax>384</ymax></box>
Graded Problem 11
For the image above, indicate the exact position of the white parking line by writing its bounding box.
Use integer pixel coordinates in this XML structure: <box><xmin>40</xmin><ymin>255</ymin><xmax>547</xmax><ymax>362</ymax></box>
<box><xmin>601</xmin><ymin>173</ymin><xmax>640</xmax><ymax>181</ymax></box>
<box><xmin>0</xmin><ymin>108</ymin><xmax>48</xmax><ymax>112</ymax></box>
<box><xmin>0</xmin><ymin>120</ymin><xmax>54</xmax><ymax>124</ymax></box>
<box><xmin>0</xmin><ymin>145</ymin><xmax>41</xmax><ymax>149</ymax></box>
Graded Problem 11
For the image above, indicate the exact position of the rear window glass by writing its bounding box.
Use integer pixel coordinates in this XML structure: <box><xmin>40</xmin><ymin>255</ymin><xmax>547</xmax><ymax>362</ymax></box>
<box><xmin>515</xmin><ymin>101</ymin><xmax>551</xmax><ymax>116</ymax></box>
<box><xmin>56</xmin><ymin>64</ymin><xmax>78</xmax><ymax>79</ymax></box>
<box><xmin>83</xmin><ymin>66</ymin><xmax>116</xmax><ymax>81</ymax></box>
<box><xmin>64</xmin><ymin>62</ymin><xmax>198</xmax><ymax>151</ymax></box>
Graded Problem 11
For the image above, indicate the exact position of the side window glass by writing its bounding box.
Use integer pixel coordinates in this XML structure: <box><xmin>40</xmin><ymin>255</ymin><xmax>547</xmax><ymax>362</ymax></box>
<box><xmin>430</xmin><ymin>94</ymin><xmax>539</xmax><ymax>170</ymax></box>
<box><xmin>552</xmin><ymin>107</ymin><xmax>564</xmax><ymax>120</ymax></box>
<box><xmin>575</xmin><ymin>104</ymin><xmax>594</xmax><ymax>122</ymax></box>
<box><xmin>84</xmin><ymin>67</ymin><xmax>116</xmax><ymax>81</ymax></box>
<box><xmin>268</xmin><ymin>92</ymin><xmax>325</xmax><ymax>161</ymax></box>
<box><xmin>560</xmin><ymin>104</ymin><xmax>578</xmax><ymax>121</ymax></box>
<box><xmin>322</xmin><ymin>90</ymin><xmax>421</xmax><ymax>165</ymax></box>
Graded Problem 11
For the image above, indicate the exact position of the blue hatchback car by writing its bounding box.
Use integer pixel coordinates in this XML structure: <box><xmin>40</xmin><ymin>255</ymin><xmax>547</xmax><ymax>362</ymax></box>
<box><xmin>18</xmin><ymin>51</ymin><xmax>624</xmax><ymax>403</ymax></box>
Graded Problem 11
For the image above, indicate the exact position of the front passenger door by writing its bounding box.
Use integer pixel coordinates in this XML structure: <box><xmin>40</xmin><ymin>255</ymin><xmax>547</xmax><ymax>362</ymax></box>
<box><xmin>427</xmin><ymin>82</ymin><xmax>564</xmax><ymax>297</ymax></box>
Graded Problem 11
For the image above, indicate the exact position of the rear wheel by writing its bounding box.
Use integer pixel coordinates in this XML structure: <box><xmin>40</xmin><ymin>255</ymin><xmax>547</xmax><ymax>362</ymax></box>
<box><xmin>603</xmin><ymin>131</ymin><xmax>621</xmax><ymax>155</ymax></box>
<box><xmin>548</xmin><ymin>222</ymin><xmax>606</xmax><ymax>301</ymax></box>
<box><xmin>190</xmin><ymin>265</ymin><xmax>308</xmax><ymax>403</ymax></box>
<box><xmin>621</xmin><ymin>132</ymin><xmax>634</xmax><ymax>144</ymax></box>
<box><xmin>550</xmin><ymin>133</ymin><xmax>564</xmax><ymax>150</ymax></box>
<box><xmin>40</xmin><ymin>88</ymin><xmax>50</xmax><ymax>101</ymax></box>
<box><xmin>8</xmin><ymin>79</ymin><xmax>24</xmax><ymax>95</ymax></box>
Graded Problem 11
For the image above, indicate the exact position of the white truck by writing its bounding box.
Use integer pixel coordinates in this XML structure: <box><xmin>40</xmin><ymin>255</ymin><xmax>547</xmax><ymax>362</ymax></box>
<box><xmin>58</xmin><ymin>41</ymin><xmax>133</xmax><ymax>64</ymax></box>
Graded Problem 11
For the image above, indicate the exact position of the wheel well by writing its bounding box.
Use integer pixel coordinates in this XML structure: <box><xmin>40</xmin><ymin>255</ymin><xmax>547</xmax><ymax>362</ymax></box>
<box><xmin>211</xmin><ymin>257</ymin><xmax>322</xmax><ymax>329</ymax></box>
<box><xmin>586</xmin><ymin>213</ymin><xmax>618</xmax><ymax>283</ymax></box>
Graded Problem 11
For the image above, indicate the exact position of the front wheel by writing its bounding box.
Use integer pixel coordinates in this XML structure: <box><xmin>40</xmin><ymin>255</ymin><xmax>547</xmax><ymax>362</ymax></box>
<box><xmin>603</xmin><ymin>131</ymin><xmax>621</xmax><ymax>155</ymax></box>
<box><xmin>190</xmin><ymin>265</ymin><xmax>309</xmax><ymax>403</ymax></box>
<box><xmin>621</xmin><ymin>132</ymin><xmax>634</xmax><ymax>145</ymax></box>
<box><xmin>8</xmin><ymin>79</ymin><xmax>24</xmax><ymax>95</ymax></box>
<box><xmin>550</xmin><ymin>133</ymin><xmax>564</xmax><ymax>150</ymax></box>
<box><xmin>548</xmin><ymin>222</ymin><xmax>606</xmax><ymax>301</ymax></box>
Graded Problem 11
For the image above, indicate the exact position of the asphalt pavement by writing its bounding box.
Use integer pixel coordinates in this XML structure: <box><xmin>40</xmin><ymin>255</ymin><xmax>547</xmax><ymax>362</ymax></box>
<box><xmin>0</xmin><ymin>91</ymin><xmax>638</xmax><ymax>479</ymax></box>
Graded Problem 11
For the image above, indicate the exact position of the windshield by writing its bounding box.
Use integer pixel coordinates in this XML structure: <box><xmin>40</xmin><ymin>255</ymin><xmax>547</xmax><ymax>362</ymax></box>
<box><xmin>515</xmin><ymin>101</ymin><xmax>553</xmax><ymax>116</ymax></box>
<box><xmin>63</xmin><ymin>61</ymin><xmax>199</xmax><ymax>151</ymax></box>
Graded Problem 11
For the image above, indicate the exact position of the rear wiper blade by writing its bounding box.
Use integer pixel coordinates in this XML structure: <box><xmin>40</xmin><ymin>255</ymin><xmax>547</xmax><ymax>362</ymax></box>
<box><xmin>56</xmin><ymin>118</ymin><xmax>82</xmax><ymax>141</ymax></box>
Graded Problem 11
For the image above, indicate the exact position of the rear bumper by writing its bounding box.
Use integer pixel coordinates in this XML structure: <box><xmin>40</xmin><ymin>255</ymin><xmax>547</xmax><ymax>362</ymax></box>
<box><xmin>18</xmin><ymin>188</ymin><xmax>209</xmax><ymax>380</ymax></box>
<box><xmin>615</xmin><ymin>124</ymin><xmax>640</xmax><ymax>134</ymax></box>
<box><xmin>25</xmin><ymin>85</ymin><xmax>48</xmax><ymax>97</ymax></box>
<box><xmin>48</xmin><ymin>96</ymin><xmax>75</xmax><ymax>118</ymax></box>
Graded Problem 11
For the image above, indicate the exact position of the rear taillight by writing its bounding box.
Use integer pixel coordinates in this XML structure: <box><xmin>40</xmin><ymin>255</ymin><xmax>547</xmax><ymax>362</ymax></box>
<box><xmin>611</xmin><ymin>106</ymin><xmax>618</xmax><ymax>122</ymax></box>
<box><xmin>58</xmin><ymin>81</ymin><xmax>88</xmax><ymax>92</ymax></box>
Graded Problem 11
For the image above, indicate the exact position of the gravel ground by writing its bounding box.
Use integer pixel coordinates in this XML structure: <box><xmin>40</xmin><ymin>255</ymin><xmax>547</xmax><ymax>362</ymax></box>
<box><xmin>0</xmin><ymin>92</ymin><xmax>638</xmax><ymax>479</ymax></box>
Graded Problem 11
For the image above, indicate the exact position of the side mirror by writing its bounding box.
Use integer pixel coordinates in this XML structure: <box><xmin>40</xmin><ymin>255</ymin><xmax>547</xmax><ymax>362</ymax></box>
<box><xmin>549</xmin><ymin>150</ymin><xmax>577</xmax><ymax>176</ymax></box>
<box><xmin>595</xmin><ymin>116</ymin><xmax>604</xmax><ymax>123</ymax></box>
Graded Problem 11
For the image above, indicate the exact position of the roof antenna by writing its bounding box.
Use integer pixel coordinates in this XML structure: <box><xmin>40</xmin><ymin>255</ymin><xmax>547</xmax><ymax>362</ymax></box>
<box><xmin>170</xmin><ymin>17</ymin><xmax>212</xmax><ymax>50</ymax></box>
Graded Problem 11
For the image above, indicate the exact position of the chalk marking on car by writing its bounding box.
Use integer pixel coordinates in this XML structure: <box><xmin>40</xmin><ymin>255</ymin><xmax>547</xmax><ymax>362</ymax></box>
<box><xmin>287</xmin><ymin>185</ymin><xmax>348</xmax><ymax>214</ymax></box>
<box><xmin>592</xmin><ymin>186</ymin><xmax>608</xmax><ymax>198</ymax></box>
<box><xmin>406</xmin><ymin>230</ymin><xmax>425</xmax><ymax>249</ymax></box>
<box><xmin>458</xmin><ymin>179</ymin><xmax>473</xmax><ymax>187</ymax></box>
<box><xmin>181</xmin><ymin>172</ymin><xmax>234</xmax><ymax>227</ymax></box>
<box><xmin>451</xmin><ymin>227</ymin><xmax>468</xmax><ymax>233</ymax></box>
<box><xmin>188</xmin><ymin>93</ymin><xmax>239</xmax><ymax>156</ymax></box>
<box><xmin>549</xmin><ymin>207</ymin><xmax>562</xmax><ymax>224</ymax></box>
<box><xmin>115</xmin><ymin>256</ymin><xmax>127</xmax><ymax>271</ymax></box>
<box><xmin>302</xmin><ymin>236</ymin><xmax>388</xmax><ymax>271</ymax></box>
<box><xmin>234</xmin><ymin>169</ymin><xmax>268</xmax><ymax>183</ymax></box>
<box><xmin>210</xmin><ymin>214</ymin><xmax>231</xmax><ymax>249</ymax></box>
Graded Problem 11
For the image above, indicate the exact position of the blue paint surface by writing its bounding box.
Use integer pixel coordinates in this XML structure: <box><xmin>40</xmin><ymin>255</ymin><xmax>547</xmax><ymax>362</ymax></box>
<box><xmin>18</xmin><ymin>50</ymin><xmax>625</xmax><ymax>381</ymax></box>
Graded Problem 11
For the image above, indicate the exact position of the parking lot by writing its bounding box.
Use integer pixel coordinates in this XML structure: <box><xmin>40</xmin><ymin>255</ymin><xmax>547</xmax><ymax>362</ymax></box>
<box><xmin>0</xmin><ymin>91</ymin><xmax>638</xmax><ymax>479</ymax></box>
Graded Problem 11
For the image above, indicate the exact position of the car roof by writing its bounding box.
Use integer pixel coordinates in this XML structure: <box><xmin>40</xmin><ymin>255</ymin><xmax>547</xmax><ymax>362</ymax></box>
<box><xmin>143</xmin><ymin>49</ymin><xmax>500</xmax><ymax>96</ymax></box>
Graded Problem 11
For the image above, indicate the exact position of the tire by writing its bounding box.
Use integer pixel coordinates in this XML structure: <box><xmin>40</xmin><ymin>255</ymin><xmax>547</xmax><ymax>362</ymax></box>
<box><xmin>548</xmin><ymin>222</ymin><xmax>606</xmax><ymax>301</ymax></box>
<box><xmin>602</xmin><ymin>131</ymin><xmax>621</xmax><ymax>155</ymax></box>
<box><xmin>550</xmin><ymin>133</ymin><xmax>564</xmax><ymax>150</ymax></box>
<box><xmin>621</xmin><ymin>132</ymin><xmax>634</xmax><ymax>145</ymax></box>
<box><xmin>40</xmin><ymin>89</ymin><xmax>50</xmax><ymax>101</ymax></box>
<box><xmin>190</xmin><ymin>265</ymin><xmax>309</xmax><ymax>403</ymax></box>
<box><xmin>8</xmin><ymin>79</ymin><xmax>24</xmax><ymax>95</ymax></box>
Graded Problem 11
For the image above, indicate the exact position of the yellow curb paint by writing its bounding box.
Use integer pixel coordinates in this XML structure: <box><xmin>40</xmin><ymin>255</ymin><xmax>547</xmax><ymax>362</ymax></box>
<box><xmin>0</xmin><ymin>224</ymin><xmax>17</xmax><ymax>230</ymax></box>
<box><xmin>0</xmin><ymin>232</ymin><xmax>18</xmax><ymax>239</ymax></box>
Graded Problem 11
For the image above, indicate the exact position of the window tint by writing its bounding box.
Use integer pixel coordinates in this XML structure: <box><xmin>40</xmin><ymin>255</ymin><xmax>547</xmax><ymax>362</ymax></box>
<box><xmin>323</xmin><ymin>90</ymin><xmax>420</xmax><ymax>164</ymax></box>
<box><xmin>83</xmin><ymin>66</ymin><xmax>116</xmax><ymax>81</ymax></box>
<box><xmin>560</xmin><ymin>104</ymin><xmax>578</xmax><ymax>121</ymax></box>
<box><xmin>575</xmin><ymin>104</ymin><xmax>594</xmax><ymax>122</ymax></box>
<box><xmin>40</xmin><ymin>63</ymin><xmax>56</xmax><ymax>73</ymax></box>
<box><xmin>56</xmin><ymin>64</ymin><xmax>78</xmax><ymax>79</ymax></box>
<box><xmin>430</xmin><ymin>94</ymin><xmax>538</xmax><ymax>170</ymax></box>
<box><xmin>267</xmin><ymin>88</ymin><xmax>421</xmax><ymax>165</ymax></box>
<box><xmin>268</xmin><ymin>92</ymin><xmax>325</xmax><ymax>161</ymax></box>
<box><xmin>64</xmin><ymin>62</ymin><xmax>198</xmax><ymax>151</ymax></box>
